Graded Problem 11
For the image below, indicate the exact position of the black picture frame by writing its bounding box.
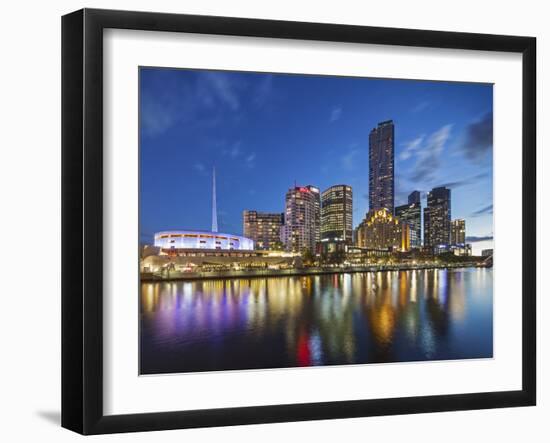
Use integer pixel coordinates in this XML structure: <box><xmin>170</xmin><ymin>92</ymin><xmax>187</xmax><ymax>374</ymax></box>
<box><xmin>62</xmin><ymin>8</ymin><xmax>536</xmax><ymax>435</ymax></box>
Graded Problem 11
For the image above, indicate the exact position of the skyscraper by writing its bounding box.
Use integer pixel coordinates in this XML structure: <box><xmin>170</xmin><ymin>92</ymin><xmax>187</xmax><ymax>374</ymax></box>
<box><xmin>395</xmin><ymin>192</ymin><xmax>422</xmax><ymax>248</ymax></box>
<box><xmin>451</xmin><ymin>219</ymin><xmax>466</xmax><ymax>245</ymax></box>
<box><xmin>243</xmin><ymin>211</ymin><xmax>284</xmax><ymax>250</ymax></box>
<box><xmin>424</xmin><ymin>186</ymin><xmax>451</xmax><ymax>248</ymax></box>
<box><xmin>369</xmin><ymin>120</ymin><xmax>395</xmax><ymax>213</ymax></box>
<box><xmin>306</xmin><ymin>185</ymin><xmax>321</xmax><ymax>247</ymax></box>
<box><xmin>408</xmin><ymin>190</ymin><xmax>421</xmax><ymax>205</ymax></box>
<box><xmin>282</xmin><ymin>185</ymin><xmax>320</xmax><ymax>253</ymax></box>
<box><xmin>320</xmin><ymin>185</ymin><xmax>353</xmax><ymax>243</ymax></box>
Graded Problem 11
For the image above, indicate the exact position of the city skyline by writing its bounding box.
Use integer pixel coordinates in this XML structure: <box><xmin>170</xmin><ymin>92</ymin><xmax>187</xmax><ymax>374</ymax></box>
<box><xmin>140</xmin><ymin>67</ymin><xmax>493</xmax><ymax>254</ymax></box>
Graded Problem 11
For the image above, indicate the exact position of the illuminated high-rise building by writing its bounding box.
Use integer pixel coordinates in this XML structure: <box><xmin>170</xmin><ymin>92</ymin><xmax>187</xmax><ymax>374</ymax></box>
<box><xmin>395</xmin><ymin>194</ymin><xmax>422</xmax><ymax>248</ymax></box>
<box><xmin>355</xmin><ymin>208</ymin><xmax>410</xmax><ymax>251</ymax></box>
<box><xmin>243</xmin><ymin>211</ymin><xmax>284</xmax><ymax>250</ymax></box>
<box><xmin>307</xmin><ymin>185</ymin><xmax>321</xmax><ymax>246</ymax></box>
<box><xmin>369</xmin><ymin>120</ymin><xmax>395</xmax><ymax>213</ymax></box>
<box><xmin>282</xmin><ymin>185</ymin><xmax>320</xmax><ymax>252</ymax></box>
<box><xmin>451</xmin><ymin>219</ymin><xmax>466</xmax><ymax>245</ymax></box>
<box><xmin>424</xmin><ymin>186</ymin><xmax>451</xmax><ymax>247</ymax></box>
<box><xmin>320</xmin><ymin>185</ymin><xmax>353</xmax><ymax>243</ymax></box>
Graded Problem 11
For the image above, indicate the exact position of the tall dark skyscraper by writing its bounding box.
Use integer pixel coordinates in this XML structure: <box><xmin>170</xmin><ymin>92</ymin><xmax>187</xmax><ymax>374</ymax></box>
<box><xmin>424</xmin><ymin>186</ymin><xmax>451</xmax><ymax>247</ymax></box>
<box><xmin>369</xmin><ymin>120</ymin><xmax>395</xmax><ymax>213</ymax></box>
<box><xmin>408</xmin><ymin>190</ymin><xmax>421</xmax><ymax>205</ymax></box>
<box><xmin>320</xmin><ymin>185</ymin><xmax>353</xmax><ymax>243</ymax></box>
<box><xmin>395</xmin><ymin>192</ymin><xmax>422</xmax><ymax>248</ymax></box>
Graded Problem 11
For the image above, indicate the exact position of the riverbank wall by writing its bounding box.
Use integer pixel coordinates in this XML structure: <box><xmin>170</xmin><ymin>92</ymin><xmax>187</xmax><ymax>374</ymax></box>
<box><xmin>141</xmin><ymin>262</ymin><xmax>487</xmax><ymax>282</ymax></box>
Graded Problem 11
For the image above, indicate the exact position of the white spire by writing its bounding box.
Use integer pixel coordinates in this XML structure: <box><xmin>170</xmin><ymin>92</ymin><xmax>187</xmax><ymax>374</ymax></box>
<box><xmin>211</xmin><ymin>166</ymin><xmax>218</xmax><ymax>232</ymax></box>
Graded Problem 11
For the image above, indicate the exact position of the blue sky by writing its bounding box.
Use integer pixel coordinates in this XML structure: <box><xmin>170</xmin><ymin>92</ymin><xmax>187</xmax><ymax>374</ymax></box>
<box><xmin>140</xmin><ymin>68</ymin><xmax>494</xmax><ymax>254</ymax></box>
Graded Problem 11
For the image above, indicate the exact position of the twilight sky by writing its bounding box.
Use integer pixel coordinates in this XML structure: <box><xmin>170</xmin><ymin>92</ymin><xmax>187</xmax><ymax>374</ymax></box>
<box><xmin>140</xmin><ymin>67</ymin><xmax>494</xmax><ymax>254</ymax></box>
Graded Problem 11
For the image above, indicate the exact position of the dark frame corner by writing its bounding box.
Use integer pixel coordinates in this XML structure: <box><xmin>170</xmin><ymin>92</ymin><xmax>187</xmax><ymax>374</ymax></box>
<box><xmin>62</xmin><ymin>8</ymin><xmax>536</xmax><ymax>435</ymax></box>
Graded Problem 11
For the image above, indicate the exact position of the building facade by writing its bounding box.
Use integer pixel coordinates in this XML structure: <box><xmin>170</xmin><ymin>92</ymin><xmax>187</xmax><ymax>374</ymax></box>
<box><xmin>320</xmin><ymin>185</ymin><xmax>353</xmax><ymax>243</ymax></box>
<box><xmin>451</xmin><ymin>219</ymin><xmax>466</xmax><ymax>245</ymax></box>
<box><xmin>243</xmin><ymin>211</ymin><xmax>284</xmax><ymax>250</ymax></box>
<box><xmin>306</xmin><ymin>185</ymin><xmax>321</xmax><ymax>246</ymax></box>
<box><xmin>424</xmin><ymin>186</ymin><xmax>451</xmax><ymax>248</ymax></box>
<box><xmin>432</xmin><ymin>243</ymin><xmax>472</xmax><ymax>256</ymax></box>
<box><xmin>395</xmin><ymin>194</ymin><xmax>422</xmax><ymax>248</ymax></box>
<box><xmin>408</xmin><ymin>190</ymin><xmax>421</xmax><ymax>205</ymax></box>
<box><xmin>141</xmin><ymin>249</ymin><xmax>298</xmax><ymax>274</ymax></box>
<box><xmin>154</xmin><ymin>230</ymin><xmax>254</xmax><ymax>251</ymax></box>
<box><xmin>346</xmin><ymin>246</ymin><xmax>392</xmax><ymax>264</ymax></box>
<box><xmin>282</xmin><ymin>185</ymin><xmax>321</xmax><ymax>253</ymax></box>
<box><xmin>369</xmin><ymin>120</ymin><xmax>395</xmax><ymax>213</ymax></box>
<box><xmin>355</xmin><ymin>208</ymin><xmax>410</xmax><ymax>251</ymax></box>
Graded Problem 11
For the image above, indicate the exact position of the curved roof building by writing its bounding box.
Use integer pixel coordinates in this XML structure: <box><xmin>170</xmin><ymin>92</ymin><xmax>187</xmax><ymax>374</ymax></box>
<box><xmin>154</xmin><ymin>230</ymin><xmax>253</xmax><ymax>251</ymax></box>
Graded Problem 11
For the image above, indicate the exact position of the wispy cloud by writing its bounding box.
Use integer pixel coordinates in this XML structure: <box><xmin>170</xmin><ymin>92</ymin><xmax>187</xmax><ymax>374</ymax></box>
<box><xmin>471</xmin><ymin>204</ymin><xmax>493</xmax><ymax>217</ymax></box>
<box><xmin>230</xmin><ymin>145</ymin><xmax>242</xmax><ymax>158</ymax></box>
<box><xmin>141</xmin><ymin>79</ymin><xmax>192</xmax><ymax>137</ymax></box>
<box><xmin>201</xmin><ymin>72</ymin><xmax>241</xmax><ymax>111</ymax></box>
<box><xmin>193</xmin><ymin>162</ymin><xmax>206</xmax><ymax>173</ymax></box>
<box><xmin>223</xmin><ymin>141</ymin><xmax>243</xmax><ymax>158</ymax></box>
<box><xmin>399</xmin><ymin>135</ymin><xmax>424</xmax><ymax>160</ymax></box>
<box><xmin>245</xmin><ymin>153</ymin><xmax>256</xmax><ymax>168</ymax></box>
<box><xmin>466</xmin><ymin>235</ymin><xmax>493</xmax><ymax>242</ymax></box>
<box><xmin>141</xmin><ymin>99</ymin><xmax>176</xmax><ymax>136</ymax></box>
<box><xmin>438</xmin><ymin>171</ymin><xmax>489</xmax><ymax>190</ymax></box>
<box><xmin>141</xmin><ymin>69</ymin><xmax>280</xmax><ymax>139</ymax></box>
<box><xmin>141</xmin><ymin>70</ymin><xmax>254</xmax><ymax>138</ymax></box>
<box><xmin>459</xmin><ymin>112</ymin><xmax>493</xmax><ymax>161</ymax></box>
<box><xmin>409</xmin><ymin>124</ymin><xmax>453</xmax><ymax>183</ymax></box>
<box><xmin>221</xmin><ymin>140</ymin><xmax>259</xmax><ymax>171</ymax></box>
<box><xmin>253</xmin><ymin>75</ymin><xmax>274</xmax><ymax>107</ymax></box>
<box><xmin>412</xmin><ymin>101</ymin><xmax>430</xmax><ymax>113</ymax></box>
<box><xmin>341</xmin><ymin>147</ymin><xmax>361</xmax><ymax>171</ymax></box>
<box><xmin>330</xmin><ymin>106</ymin><xmax>343</xmax><ymax>123</ymax></box>
<box><xmin>394</xmin><ymin>175</ymin><xmax>414</xmax><ymax>206</ymax></box>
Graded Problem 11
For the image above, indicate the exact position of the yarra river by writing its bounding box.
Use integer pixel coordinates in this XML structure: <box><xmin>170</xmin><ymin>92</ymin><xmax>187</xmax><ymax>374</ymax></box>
<box><xmin>140</xmin><ymin>268</ymin><xmax>492</xmax><ymax>374</ymax></box>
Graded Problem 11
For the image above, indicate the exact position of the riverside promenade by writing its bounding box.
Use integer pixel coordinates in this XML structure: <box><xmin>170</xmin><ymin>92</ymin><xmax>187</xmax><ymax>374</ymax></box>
<box><xmin>140</xmin><ymin>261</ymin><xmax>487</xmax><ymax>282</ymax></box>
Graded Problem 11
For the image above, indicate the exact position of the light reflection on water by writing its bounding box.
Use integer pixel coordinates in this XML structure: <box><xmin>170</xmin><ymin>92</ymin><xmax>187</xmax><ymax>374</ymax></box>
<box><xmin>140</xmin><ymin>268</ymin><xmax>492</xmax><ymax>374</ymax></box>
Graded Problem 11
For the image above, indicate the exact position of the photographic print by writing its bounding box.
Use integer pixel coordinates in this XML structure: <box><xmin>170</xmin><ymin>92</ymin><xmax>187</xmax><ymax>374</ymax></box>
<box><xmin>139</xmin><ymin>68</ymin><xmax>494</xmax><ymax>375</ymax></box>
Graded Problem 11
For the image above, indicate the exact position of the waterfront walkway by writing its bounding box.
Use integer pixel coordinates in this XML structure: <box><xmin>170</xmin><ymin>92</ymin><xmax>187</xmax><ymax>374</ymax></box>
<box><xmin>141</xmin><ymin>262</ymin><xmax>487</xmax><ymax>282</ymax></box>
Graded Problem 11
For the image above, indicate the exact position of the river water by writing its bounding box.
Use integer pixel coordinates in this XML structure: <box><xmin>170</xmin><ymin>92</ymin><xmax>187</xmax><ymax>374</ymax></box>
<box><xmin>140</xmin><ymin>268</ymin><xmax>493</xmax><ymax>374</ymax></box>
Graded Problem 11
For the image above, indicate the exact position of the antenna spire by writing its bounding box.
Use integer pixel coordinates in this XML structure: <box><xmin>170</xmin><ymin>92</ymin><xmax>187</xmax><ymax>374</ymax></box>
<box><xmin>212</xmin><ymin>166</ymin><xmax>218</xmax><ymax>232</ymax></box>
